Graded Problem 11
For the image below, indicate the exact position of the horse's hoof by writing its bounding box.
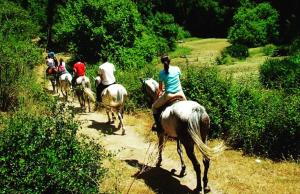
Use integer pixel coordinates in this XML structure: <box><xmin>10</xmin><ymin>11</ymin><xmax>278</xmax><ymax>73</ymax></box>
<box><xmin>204</xmin><ymin>186</ymin><xmax>211</xmax><ymax>193</ymax></box>
<box><xmin>193</xmin><ymin>188</ymin><xmax>203</xmax><ymax>194</ymax></box>
<box><xmin>122</xmin><ymin>130</ymin><xmax>125</xmax><ymax>135</ymax></box>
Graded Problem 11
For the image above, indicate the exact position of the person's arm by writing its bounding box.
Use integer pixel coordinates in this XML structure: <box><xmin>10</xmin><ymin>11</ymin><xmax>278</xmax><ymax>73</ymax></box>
<box><xmin>157</xmin><ymin>81</ymin><xmax>163</xmax><ymax>97</ymax></box>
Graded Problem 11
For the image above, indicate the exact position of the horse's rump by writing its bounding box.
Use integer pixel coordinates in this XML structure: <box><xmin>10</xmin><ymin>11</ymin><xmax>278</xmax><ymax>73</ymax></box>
<box><xmin>59</xmin><ymin>73</ymin><xmax>72</xmax><ymax>83</ymax></box>
<box><xmin>161</xmin><ymin>100</ymin><xmax>201</xmax><ymax>137</ymax></box>
<box><xmin>102</xmin><ymin>84</ymin><xmax>127</xmax><ymax>107</ymax></box>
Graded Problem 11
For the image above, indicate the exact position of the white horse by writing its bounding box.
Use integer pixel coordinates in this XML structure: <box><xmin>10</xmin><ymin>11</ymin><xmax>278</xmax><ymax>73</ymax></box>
<box><xmin>95</xmin><ymin>76</ymin><xmax>128</xmax><ymax>135</ymax></box>
<box><xmin>59</xmin><ymin>73</ymin><xmax>72</xmax><ymax>101</ymax></box>
<box><xmin>141</xmin><ymin>78</ymin><xmax>225</xmax><ymax>194</ymax></box>
<box><xmin>74</xmin><ymin>76</ymin><xmax>95</xmax><ymax>112</ymax></box>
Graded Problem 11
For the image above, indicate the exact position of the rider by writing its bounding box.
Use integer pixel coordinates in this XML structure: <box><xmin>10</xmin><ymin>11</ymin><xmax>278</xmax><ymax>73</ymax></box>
<box><xmin>96</xmin><ymin>55</ymin><xmax>116</xmax><ymax>105</ymax></box>
<box><xmin>152</xmin><ymin>55</ymin><xmax>186</xmax><ymax>131</ymax></box>
<box><xmin>72</xmin><ymin>56</ymin><xmax>86</xmax><ymax>87</ymax></box>
<box><xmin>46</xmin><ymin>55</ymin><xmax>57</xmax><ymax>75</ymax></box>
<box><xmin>57</xmin><ymin>58</ymin><xmax>68</xmax><ymax>76</ymax></box>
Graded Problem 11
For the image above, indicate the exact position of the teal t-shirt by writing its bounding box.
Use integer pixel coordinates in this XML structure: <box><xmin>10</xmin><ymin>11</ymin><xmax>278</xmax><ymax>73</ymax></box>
<box><xmin>159</xmin><ymin>66</ymin><xmax>182</xmax><ymax>94</ymax></box>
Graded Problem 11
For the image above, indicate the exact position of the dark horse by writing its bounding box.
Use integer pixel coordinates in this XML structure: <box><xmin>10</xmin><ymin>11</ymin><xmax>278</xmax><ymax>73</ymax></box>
<box><xmin>141</xmin><ymin>78</ymin><xmax>224</xmax><ymax>194</ymax></box>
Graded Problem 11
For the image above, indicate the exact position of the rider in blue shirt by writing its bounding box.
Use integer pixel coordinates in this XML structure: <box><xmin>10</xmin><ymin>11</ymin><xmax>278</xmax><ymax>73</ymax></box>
<box><xmin>152</xmin><ymin>55</ymin><xmax>186</xmax><ymax>131</ymax></box>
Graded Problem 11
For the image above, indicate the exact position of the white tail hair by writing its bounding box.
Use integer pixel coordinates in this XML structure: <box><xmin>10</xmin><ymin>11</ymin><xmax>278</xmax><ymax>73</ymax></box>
<box><xmin>83</xmin><ymin>88</ymin><xmax>95</xmax><ymax>102</ymax></box>
<box><xmin>187</xmin><ymin>107</ymin><xmax>225</xmax><ymax>159</ymax></box>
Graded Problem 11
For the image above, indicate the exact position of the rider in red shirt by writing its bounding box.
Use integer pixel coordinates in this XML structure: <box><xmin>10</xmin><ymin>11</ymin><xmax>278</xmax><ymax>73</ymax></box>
<box><xmin>72</xmin><ymin>56</ymin><xmax>86</xmax><ymax>86</ymax></box>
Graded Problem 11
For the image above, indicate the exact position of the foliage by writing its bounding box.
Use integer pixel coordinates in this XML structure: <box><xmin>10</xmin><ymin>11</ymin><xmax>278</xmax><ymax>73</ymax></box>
<box><xmin>54</xmin><ymin>0</ymin><xmax>143</xmax><ymax>63</ymax></box>
<box><xmin>216</xmin><ymin>44</ymin><xmax>249</xmax><ymax>65</ymax></box>
<box><xmin>0</xmin><ymin>1</ymin><xmax>40</xmax><ymax>40</ymax></box>
<box><xmin>288</xmin><ymin>36</ymin><xmax>300</xmax><ymax>55</ymax></box>
<box><xmin>0</xmin><ymin>103</ymin><xmax>108</xmax><ymax>193</ymax></box>
<box><xmin>182</xmin><ymin>67</ymin><xmax>232</xmax><ymax>137</ymax></box>
<box><xmin>228</xmin><ymin>2</ymin><xmax>279</xmax><ymax>47</ymax></box>
<box><xmin>228</xmin><ymin>84</ymin><xmax>300</xmax><ymax>159</ymax></box>
<box><xmin>0</xmin><ymin>34</ymin><xmax>43</xmax><ymax>111</ymax></box>
<box><xmin>262</xmin><ymin>44</ymin><xmax>277</xmax><ymax>56</ymax></box>
<box><xmin>259</xmin><ymin>58</ymin><xmax>300</xmax><ymax>91</ymax></box>
<box><xmin>146</xmin><ymin>12</ymin><xmax>188</xmax><ymax>51</ymax></box>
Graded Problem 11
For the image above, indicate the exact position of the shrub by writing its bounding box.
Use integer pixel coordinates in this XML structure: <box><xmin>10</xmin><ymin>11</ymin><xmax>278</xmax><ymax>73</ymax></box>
<box><xmin>0</xmin><ymin>1</ymin><xmax>40</xmax><ymax>40</ymax></box>
<box><xmin>216</xmin><ymin>44</ymin><xmax>248</xmax><ymax>65</ymax></box>
<box><xmin>0</xmin><ymin>103</ymin><xmax>108</xmax><ymax>193</ymax></box>
<box><xmin>259</xmin><ymin>58</ymin><xmax>300</xmax><ymax>91</ymax></box>
<box><xmin>182</xmin><ymin>67</ymin><xmax>232</xmax><ymax>137</ymax></box>
<box><xmin>262</xmin><ymin>44</ymin><xmax>277</xmax><ymax>56</ymax></box>
<box><xmin>0</xmin><ymin>34</ymin><xmax>43</xmax><ymax>111</ymax></box>
<box><xmin>228</xmin><ymin>85</ymin><xmax>300</xmax><ymax>159</ymax></box>
<box><xmin>228</xmin><ymin>2</ymin><xmax>279</xmax><ymax>47</ymax></box>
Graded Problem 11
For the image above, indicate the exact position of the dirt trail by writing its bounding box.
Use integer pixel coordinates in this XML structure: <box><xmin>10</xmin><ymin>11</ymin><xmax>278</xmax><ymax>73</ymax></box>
<box><xmin>69</xmin><ymin>99</ymin><xmax>221</xmax><ymax>194</ymax></box>
<box><xmin>38</xmin><ymin>57</ymin><xmax>221</xmax><ymax>193</ymax></box>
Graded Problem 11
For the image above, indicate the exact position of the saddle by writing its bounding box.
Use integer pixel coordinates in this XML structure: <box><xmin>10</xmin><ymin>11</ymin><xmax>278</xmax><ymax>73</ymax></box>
<box><xmin>153</xmin><ymin>96</ymin><xmax>185</xmax><ymax>133</ymax></box>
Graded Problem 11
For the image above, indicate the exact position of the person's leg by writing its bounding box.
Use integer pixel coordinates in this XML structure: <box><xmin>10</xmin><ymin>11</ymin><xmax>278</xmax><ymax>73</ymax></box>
<box><xmin>151</xmin><ymin>93</ymin><xmax>167</xmax><ymax>132</ymax></box>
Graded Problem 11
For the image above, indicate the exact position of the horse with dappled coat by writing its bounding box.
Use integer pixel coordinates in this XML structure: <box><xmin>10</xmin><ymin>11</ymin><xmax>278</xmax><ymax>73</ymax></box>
<box><xmin>141</xmin><ymin>77</ymin><xmax>225</xmax><ymax>194</ymax></box>
<box><xmin>95</xmin><ymin>76</ymin><xmax>128</xmax><ymax>135</ymax></box>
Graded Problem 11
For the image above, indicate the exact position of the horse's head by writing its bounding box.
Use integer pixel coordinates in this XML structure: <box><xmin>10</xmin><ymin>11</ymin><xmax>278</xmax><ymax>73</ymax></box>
<box><xmin>140</xmin><ymin>77</ymin><xmax>159</xmax><ymax>107</ymax></box>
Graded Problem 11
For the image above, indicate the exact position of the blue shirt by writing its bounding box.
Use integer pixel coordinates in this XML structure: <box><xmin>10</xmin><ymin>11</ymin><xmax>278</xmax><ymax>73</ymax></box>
<box><xmin>159</xmin><ymin>66</ymin><xmax>182</xmax><ymax>94</ymax></box>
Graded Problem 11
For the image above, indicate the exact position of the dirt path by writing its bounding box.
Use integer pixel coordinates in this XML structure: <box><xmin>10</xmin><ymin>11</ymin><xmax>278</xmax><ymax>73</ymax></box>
<box><xmin>74</xmin><ymin>101</ymin><xmax>222</xmax><ymax>194</ymax></box>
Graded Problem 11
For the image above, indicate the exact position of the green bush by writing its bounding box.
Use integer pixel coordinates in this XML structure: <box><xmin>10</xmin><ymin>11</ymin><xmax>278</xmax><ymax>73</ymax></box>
<box><xmin>0</xmin><ymin>103</ymin><xmax>108</xmax><ymax>193</ymax></box>
<box><xmin>259</xmin><ymin>58</ymin><xmax>300</xmax><ymax>91</ymax></box>
<box><xmin>228</xmin><ymin>85</ymin><xmax>300</xmax><ymax>159</ymax></box>
<box><xmin>216</xmin><ymin>44</ymin><xmax>248</xmax><ymax>65</ymax></box>
<box><xmin>262</xmin><ymin>44</ymin><xmax>277</xmax><ymax>56</ymax></box>
<box><xmin>182</xmin><ymin>67</ymin><xmax>232</xmax><ymax>137</ymax></box>
<box><xmin>0</xmin><ymin>1</ymin><xmax>40</xmax><ymax>40</ymax></box>
<box><xmin>0</xmin><ymin>34</ymin><xmax>43</xmax><ymax>111</ymax></box>
<box><xmin>228</xmin><ymin>2</ymin><xmax>279</xmax><ymax>47</ymax></box>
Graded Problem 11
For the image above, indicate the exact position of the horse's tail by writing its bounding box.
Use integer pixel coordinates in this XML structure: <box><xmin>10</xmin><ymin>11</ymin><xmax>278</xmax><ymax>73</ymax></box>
<box><xmin>83</xmin><ymin>87</ymin><xmax>96</xmax><ymax>102</ymax></box>
<box><xmin>116</xmin><ymin>86</ymin><xmax>127</xmax><ymax>103</ymax></box>
<box><xmin>187</xmin><ymin>106</ymin><xmax>225</xmax><ymax>159</ymax></box>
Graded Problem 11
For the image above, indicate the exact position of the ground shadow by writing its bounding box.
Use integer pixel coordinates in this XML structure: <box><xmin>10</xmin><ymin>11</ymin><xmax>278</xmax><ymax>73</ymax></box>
<box><xmin>88</xmin><ymin>119</ymin><xmax>120</xmax><ymax>135</ymax></box>
<box><xmin>125</xmin><ymin>159</ymin><xmax>193</xmax><ymax>194</ymax></box>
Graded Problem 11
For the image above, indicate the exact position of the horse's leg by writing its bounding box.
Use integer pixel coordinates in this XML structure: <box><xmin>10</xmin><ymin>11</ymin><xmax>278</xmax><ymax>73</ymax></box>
<box><xmin>177</xmin><ymin>140</ymin><xmax>186</xmax><ymax>177</ymax></box>
<box><xmin>87</xmin><ymin>95</ymin><xmax>91</xmax><ymax>112</ymax></box>
<box><xmin>111</xmin><ymin>110</ymin><xmax>116</xmax><ymax>123</ymax></box>
<box><xmin>203</xmin><ymin>157</ymin><xmax>211</xmax><ymax>193</ymax></box>
<box><xmin>182</xmin><ymin>141</ymin><xmax>202</xmax><ymax>194</ymax></box>
<box><xmin>106</xmin><ymin>109</ymin><xmax>112</xmax><ymax>123</ymax></box>
<box><xmin>156</xmin><ymin>132</ymin><xmax>164</xmax><ymax>167</ymax></box>
<box><xmin>117</xmin><ymin>110</ymin><xmax>125</xmax><ymax>135</ymax></box>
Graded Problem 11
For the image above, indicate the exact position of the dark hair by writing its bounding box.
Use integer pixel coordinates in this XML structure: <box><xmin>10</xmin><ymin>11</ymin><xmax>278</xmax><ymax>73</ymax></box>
<box><xmin>161</xmin><ymin>55</ymin><xmax>170</xmax><ymax>74</ymax></box>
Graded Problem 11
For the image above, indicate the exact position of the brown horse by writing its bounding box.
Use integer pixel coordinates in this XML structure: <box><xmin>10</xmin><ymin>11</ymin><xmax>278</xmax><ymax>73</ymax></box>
<box><xmin>141</xmin><ymin>78</ymin><xmax>224</xmax><ymax>194</ymax></box>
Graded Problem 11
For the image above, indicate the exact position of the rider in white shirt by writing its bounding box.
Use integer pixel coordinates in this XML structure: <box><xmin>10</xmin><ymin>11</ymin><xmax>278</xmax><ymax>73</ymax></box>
<box><xmin>96</xmin><ymin>56</ymin><xmax>116</xmax><ymax>104</ymax></box>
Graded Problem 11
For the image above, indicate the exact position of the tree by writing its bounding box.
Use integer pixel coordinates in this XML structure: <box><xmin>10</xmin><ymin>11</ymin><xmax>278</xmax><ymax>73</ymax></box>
<box><xmin>227</xmin><ymin>1</ymin><xmax>279</xmax><ymax>47</ymax></box>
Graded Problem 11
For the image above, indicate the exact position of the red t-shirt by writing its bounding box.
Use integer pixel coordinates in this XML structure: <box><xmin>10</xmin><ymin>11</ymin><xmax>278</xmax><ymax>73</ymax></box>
<box><xmin>73</xmin><ymin>62</ymin><xmax>85</xmax><ymax>76</ymax></box>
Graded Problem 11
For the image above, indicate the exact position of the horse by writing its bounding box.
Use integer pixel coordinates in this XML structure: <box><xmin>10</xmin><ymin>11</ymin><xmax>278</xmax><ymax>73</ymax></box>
<box><xmin>46</xmin><ymin>68</ymin><xmax>59</xmax><ymax>93</ymax></box>
<box><xmin>95</xmin><ymin>76</ymin><xmax>128</xmax><ymax>135</ymax></box>
<box><xmin>141</xmin><ymin>78</ymin><xmax>225</xmax><ymax>194</ymax></box>
<box><xmin>58</xmin><ymin>72</ymin><xmax>72</xmax><ymax>101</ymax></box>
<box><xmin>74</xmin><ymin>76</ymin><xmax>95</xmax><ymax>112</ymax></box>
